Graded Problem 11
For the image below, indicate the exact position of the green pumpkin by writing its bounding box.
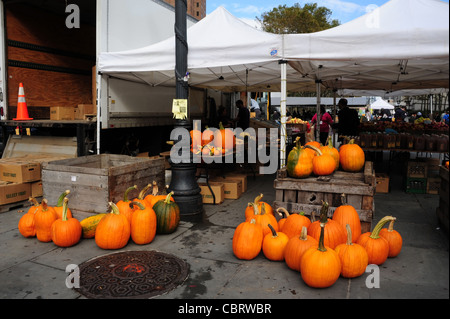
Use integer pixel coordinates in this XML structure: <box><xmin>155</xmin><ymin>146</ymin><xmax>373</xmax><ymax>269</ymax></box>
<box><xmin>153</xmin><ymin>192</ymin><xmax>180</xmax><ymax>234</ymax></box>
<box><xmin>286</xmin><ymin>137</ymin><xmax>313</xmax><ymax>178</ymax></box>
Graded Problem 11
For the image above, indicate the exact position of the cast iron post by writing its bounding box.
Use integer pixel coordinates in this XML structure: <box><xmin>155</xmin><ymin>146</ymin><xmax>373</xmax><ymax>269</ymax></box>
<box><xmin>168</xmin><ymin>0</ymin><xmax>203</xmax><ymax>222</ymax></box>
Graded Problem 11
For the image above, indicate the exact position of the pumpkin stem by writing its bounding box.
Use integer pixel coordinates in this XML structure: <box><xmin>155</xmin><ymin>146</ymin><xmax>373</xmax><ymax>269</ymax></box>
<box><xmin>152</xmin><ymin>181</ymin><xmax>159</xmax><ymax>196</ymax></box>
<box><xmin>276</xmin><ymin>207</ymin><xmax>290</xmax><ymax>218</ymax></box>
<box><xmin>260</xmin><ymin>203</ymin><xmax>267</xmax><ymax>215</ymax></box>
<box><xmin>29</xmin><ymin>197</ymin><xmax>39</xmax><ymax>207</ymax></box>
<box><xmin>138</xmin><ymin>184</ymin><xmax>152</xmax><ymax>199</ymax></box>
<box><xmin>62</xmin><ymin>198</ymin><xmax>70</xmax><ymax>221</ymax></box>
<box><xmin>326</xmin><ymin>136</ymin><xmax>333</xmax><ymax>148</ymax></box>
<box><xmin>340</xmin><ymin>193</ymin><xmax>347</xmax><ymax>206</ymax></box>
<box><xmin>254</xmin><ymin>193</ymin><xmax>263</xmax><ymax>205</ymax></box>
<box><xmin>300</xmin><ymin>226</ymin><xmax>308</xmax><ymax>241</ymax></box>
<box><xmin>248</xmin><ymin>202</ymin><xmax>260</xmax><ymax>215</ymax></box>
<box><xmin>319</xmin><ymin>201</ymin><xmax>329</xmax><ymax>224</ymax></box>
<box><xmin>268</xmin><ymin>224</ymin><xmax>278</xmax><ymax>238</ymax></box>
<box><xmin>387</xmin><ymin>219</ymin><xmax>396</xmax><ymax>232</ymax></box>
<box><xmin>369</xmin><ymin>216</ymin><xmax>396</xmax><ymax>239</ymax></box>
<box><xmin>310</xmin><ymin>210</ymin><xmax>316</xmax><ymax>222</ymax></box>
<box><xmin>56</xmin><ymin>190</ymin><xmax>70</xmax><ymax>207</ymax></box>
<box><xmin>129</xmin><ymin>201</ymin><xmax>145</xmax><ymax>211</ymax></box>
<box><xmin>318</xmin><ymin>221</ymin><xmax>327</xmax><ymax>252</ymax></box>
<box><xmin>345</xmin><ymin>224</ymin><xmax>353</xmax><ymax>246</ymax></box>
<box><xmin>219</xmin><ymin>122</ymin><xmax>225</xmax><ymax>130</ymax></box>
<box><xmin>304</xmin><ymin>144</ymin><xmax>323</xmax><ymax>156</ymax></box>
<box><xmin>164</xmin><ymin>191</ymin><xmax>175</xmax><ymax>204</ymax></box>
<box><xmin>109</xmin><ymin>202</ymin><xmax>121</xmax><ymax>215</ymax></box>
<box><xmin>124</xmin><ymin>185</ymin><xmax>137</xmax><ymax>202</ymax></box>
<box><xmin>41</xmin><ymin>198</ymin><xmax>50</xmax><ymax>212</ymax></box>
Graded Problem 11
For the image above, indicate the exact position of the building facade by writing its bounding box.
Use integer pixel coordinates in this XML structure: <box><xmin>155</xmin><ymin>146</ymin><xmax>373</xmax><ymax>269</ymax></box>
<box><xmin>163</xmin><ymin>0</ymin><xmax>206</xmax><ymax>20</ymax></box>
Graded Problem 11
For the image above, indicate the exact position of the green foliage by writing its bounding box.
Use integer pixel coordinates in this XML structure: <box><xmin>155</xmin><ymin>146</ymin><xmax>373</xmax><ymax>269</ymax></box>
<box><xmin>257</xmin><ymin>3</ymin><xmax>340</xmax><ymax>34</ymax></box>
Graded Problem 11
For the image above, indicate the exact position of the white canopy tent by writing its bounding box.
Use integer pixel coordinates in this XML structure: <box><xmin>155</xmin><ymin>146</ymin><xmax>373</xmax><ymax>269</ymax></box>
<box><xmin>98</xmin><ymin>0</ymin><xmax>449</xmax><ymax>168</ymax></box>
<box><xmin>370</xmin><ymin>97</ymin><xmax>395</xmax><ymax>110</ymax></box>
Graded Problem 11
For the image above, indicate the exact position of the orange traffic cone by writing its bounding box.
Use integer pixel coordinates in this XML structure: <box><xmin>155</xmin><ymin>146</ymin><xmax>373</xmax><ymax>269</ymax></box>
<box><xmin>13</xmin><ymin>83</ymin><xmax>33</xmax><ymax>120</ymax></box>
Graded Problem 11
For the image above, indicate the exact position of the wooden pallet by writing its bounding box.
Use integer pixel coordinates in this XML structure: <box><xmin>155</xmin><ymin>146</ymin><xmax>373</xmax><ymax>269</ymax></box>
<box><xmin>273</xmin><ymin>162</ymin><xmax>376</xmax><ymax>233</ymax></box>
<box><xmin>0</xmin><ymin>197</ymin><xmax>42</xmax><ymax>214</ymax></box>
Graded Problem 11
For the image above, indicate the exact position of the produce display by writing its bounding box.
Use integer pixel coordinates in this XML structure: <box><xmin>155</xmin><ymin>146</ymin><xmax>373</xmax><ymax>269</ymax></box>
<box><xmin>287</xmin><ymin>136</ymin><xmax>365</xmax><ymax>179</ymax></box>
<box><xmin>232</xmin><ymin>195</ymin><xmax>403</xmax><ymax>289</ymax></box>
<box><xmin>17</xmin><ymin>181</ymin><xmax>181</xmax><ymax>250</ymax></box>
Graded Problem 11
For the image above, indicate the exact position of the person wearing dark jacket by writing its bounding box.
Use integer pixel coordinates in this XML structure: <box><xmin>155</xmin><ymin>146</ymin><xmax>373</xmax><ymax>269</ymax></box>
<box><xmin>336</xmin><ymin>98</ymin><xmax>360</xmax><ymax>140</ymax></box>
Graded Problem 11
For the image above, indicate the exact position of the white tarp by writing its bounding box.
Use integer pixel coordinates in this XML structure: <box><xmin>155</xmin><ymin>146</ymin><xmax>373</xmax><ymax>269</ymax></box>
<box><xmin>283</xmin><ymin>0</ymin><xmax>449</xmax><ymax>93</ymax></box>
<box><xmin>370</xmin><ymin>97</ymin><xmax>395</xmax><ymax>110</ymax></box>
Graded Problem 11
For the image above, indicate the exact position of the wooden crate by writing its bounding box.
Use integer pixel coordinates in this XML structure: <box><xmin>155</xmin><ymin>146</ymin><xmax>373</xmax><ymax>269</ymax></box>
<box><xmin>273</xmin><ymin>162</ymin><xmax>376</xmax><ymax>233</ymax></box>
<box><xmin>436</xmin><ymin>166</ymin><xmax>449</xmax><ymax>234</ymax></box>
<box><xmin>42</xmin><ymin>155</ymin><xmax>165</xmax><ymax>220</ymax></box>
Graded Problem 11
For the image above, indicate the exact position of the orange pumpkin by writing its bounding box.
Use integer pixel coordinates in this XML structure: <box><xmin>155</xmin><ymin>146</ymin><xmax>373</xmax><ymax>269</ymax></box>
<box><xmin>95</xmin><ymin>202</ymin><xmax>131</xmax><ymax>250</ymax></box>
<box><xmin>339</xmin><ymin>139</ymin><xmax>365</xmax><ymax>172</ymax></box>
<box><xmin>308</xmin><ymin>201</ymin><xmax>346</xmax><ymax>249</ymax></box>
<box><xmin>280</xmin><ymin>211</ymin><xmax>311</xmax><ymax>239</ymax></box>
<box><xmin>304</xmin><ymin>140</ymin><xmax>321</xmax><ymax>158</ymax></box>
<box><xmin>320</xmin><ymin>136</ymin><xmax>340</xmax><ymax>171</ymax></box>
<box><xmin>262</xmin><ymin>224</ymin><xmax>289</xmax><ymax>261</ymax></box>
<box><xmin>232</xmin><ymin>218</ymin><xmax>264</xmax><ymax>260</ymax></box>
<box><xmin>245</xmin><ymin>193</ymin><xmax>273</xmax><ymax>220</ymax></box>
<box><xmin>379</xmin><ymin>218</ymin><xmax>403</xmax><ymax>258</ymax></box>
<box><xmin>34</xmin><ymin>199</ymin><xmax>58</xmax><ymax>243</ymax></box>
<box><xmin>276</xmin><ymin>207</ymin><xmax>289</xmax><ymax>230</ymax></box>
<box><xmin>214</xmin><ymin>122</ymin><xmax>235</xmax><ymax>150</ymax></box>
<box><xmin>300</xmin><ymin>220</ymin><xmax>341</xmax><ymax>288</ymax></box>
<box><xmin>51</xmin><ymin>198</ymin><xmax>82</xmax><ymax>248</ymax></box>
<box><xmin>246</xmin><ymin>202</ymin><xmax>278</xmax><ymax>237</ymax></box>
<box><xmin>130</xmin><ymin>201</ymin><xmax>157</xmax><ymax>245</ymax></box>
<box><xmin>284</xmin><ymin>226</ymin><xmax>318</xmax><ymax>272</ymax></box>
<box><xmin>286</xmin><ymin>137</ymin><xmax>314</xmax><ymax>179</ymax></box>
<box><xmin>357</xmin><ymin>216</ymin><xmax>396</xmax><ymax>265</ymax></box>
<box><xmin>305</xmin><ymin>144</ymin><xmax>336</xmax><ymax>176</ymax></box>
<box><xmin>18</xmin><ymin>198</ymin><xmax>40</xmax><ymax>238</ymax></box>
<box><xmin>53</xmin><ymin>190</ymin><xmax>73</xmax><ymax>220</ymax></box>
<box><xmin>335</xmin><ymin>224</ymin><xmax>368</xmax><ymax>278</ymax></box>
<box><xmin>116</xmin><ymin>185</ymin><xmax>138</xmax><ymax>224</ymax></box>
<box><xmin>332</xmin><ymin>194</ymin><xmax>361</xmax><ymax>242</ymax></box>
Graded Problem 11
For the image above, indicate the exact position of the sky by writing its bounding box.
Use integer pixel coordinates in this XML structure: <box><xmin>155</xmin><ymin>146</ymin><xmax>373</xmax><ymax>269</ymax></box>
<box><xmin>206</xmin><ymin>0</ymin><xmax>449</xmax><ymax>28</ymax></box>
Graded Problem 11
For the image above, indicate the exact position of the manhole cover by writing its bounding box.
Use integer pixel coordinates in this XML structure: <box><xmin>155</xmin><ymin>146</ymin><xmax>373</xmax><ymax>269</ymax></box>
<box><xmin>75</xmin><ymin>250</ymin><xmax>189</xmax><ymax>299</ymax></box>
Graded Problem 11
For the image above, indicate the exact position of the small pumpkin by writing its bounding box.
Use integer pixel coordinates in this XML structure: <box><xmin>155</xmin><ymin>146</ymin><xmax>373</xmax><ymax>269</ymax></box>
<box><xmin>245</xmin><ymin>193</ymin><xmax>273</xmax><ymax>220</ymax></box>
<box><xmin>300</xmin><ymin>219</ymin><xmax>341</xmax><ymax>288</ymax></box>
<box><xmin>280</xmin><ymin>210</ymin><xmax>311</xmax><ymax>239</ymax></box>
<box><xmin>262</xmin><ymin>224</ymin><xmax>289</xmax><ymax>261</ymax></box>
<box><xmin>286</xmin><ymin>137</ymin><xmax>313</xmax><ymax>179</ymax></box>
<box><xmin>335</xmin><ymin>224</ymin><xmax>369</xmax><ymax>278</ymax></box>
<box><xmin>284</xmin><ymin>226</ymin><xmax>318</xmax><ymax>272</ymax></box>
<box><xmin>308</xmin><ymin>201</ymin><xmax>346</xmax><ymax>249</ymax></box>
<box><xmin>34</xmin><ymin>199</ymin><xmax>58</xmax><ymax>243</ymax></box>
<box><xmin>232</xmin><ymin>218</ymin><xmax>264</xmax><ymax>260</ymax></box>
<box><xmin>305</xmin><ymin>144</ymin><xmax>336</xmax><ymax>176</ymax></box>
<box><xmin>116</xmin><ymin>185</ymin><xmax>138</xmax><ymax>224</ymax></box>
<box><xmin>379</xmin><ymin>218</ymin><xmax>402</xmax><ymax>258</ymax></box>
<box><xmin>320</xmin><ymin>136</ymin><xmax>340</xmax><ymax>170</ymax></box>
<box><xmin>80</xmin><ymin>213</ymin><xmax>107</xmax><ymax>239</ymax></box>
<box><xmin>134</xmin><ymin>183</ymin><xmax>153</xmax><ymax>207</ymax></box>
<box><xmin>246</xmin><ymin>202</ymin><xmax>278</xmax><ymax>237</ymax></box>
<box><xmin>214</xmin><ymin>122</ymin><xmax>235</xmax><ymax>150</ymax></box>
<box><xmin>18</xmin><ymin>198</ymin><xmax>40</xmax><ymax>238</ymax></box>
<box><xmin>148</xmin><ymin>184</ymin><xmax>175</xmax><ymax>208</ymax></box>
<box><xmin>332</xmin><ymin>194</ymin><xmax>361</xmax><ymax>242</ymax></box>
<box><xmin>51</xmin><ymin>198</ymin><xmax>82</xmax><ymax>248</ymax></box>
<box><xmin>357</xmin><ymin>216</ymin><xmax>396</xmax><ymax>265</ymax></box>
<box><xmin>304</xmin><ymin>140</ymin><xmax>321</xmax><ymax>158</ymax></box>
<box><xmin>339</xmin><ymin>139</ymin><xmax>365</xmax><ymax>172</ymax></box>
<box><xmin>276</xmin><ymin>207</ymin><xmax>289</xmax><ymax>230</ymax></box>
<box><xmin>130</xmin><ymin>201</ymin><xmax>157</xmax><ymax>245</ymax></box>
<box><xmin>95</xmin><ymin>202</ymin><xmax>131</xmax><ymax>250</ymax></box>
<box><xmin>53</xmin><ymin>190</ymin><xmax>73</xmax><ymax>220</ymax></box>
<box><xmin>152</xmin><ymin>192</ymin><xmax>180</xmax><ymax>234</ymax></box>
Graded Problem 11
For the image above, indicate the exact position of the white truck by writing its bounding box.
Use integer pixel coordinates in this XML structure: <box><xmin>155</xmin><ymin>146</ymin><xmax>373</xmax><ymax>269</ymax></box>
<box><xmin>0</xmin><ymin>0</ymin><xmax>224</xmax><ymax>156</ymax></box>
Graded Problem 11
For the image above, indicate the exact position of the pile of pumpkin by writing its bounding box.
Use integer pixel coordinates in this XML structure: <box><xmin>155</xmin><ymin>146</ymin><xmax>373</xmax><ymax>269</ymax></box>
<box><xmin>17</xmin><ymin>182</ymin><xmax>180</xmax><ymax>250</ymax></box>
<box><xmin>190</xmin><ymin>122</ymin><xmax>236</xmax><ymax>157</ymax></box>
<box><xmin>287</xmin><ymin>136</ymin><xmax>365</xmax><ymax>178</ymax></box>
<box><xmin>232</xmin><ymin>194</ymin><xmax>402</xmax><ymax>288</ymax></box>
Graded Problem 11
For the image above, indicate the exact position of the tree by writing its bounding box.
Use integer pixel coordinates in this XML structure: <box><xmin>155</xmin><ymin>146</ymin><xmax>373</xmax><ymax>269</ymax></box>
<box><xmin>257</xmin><ymin>3</ymin><xmax>339</xmax><ymax>34</ymax></box>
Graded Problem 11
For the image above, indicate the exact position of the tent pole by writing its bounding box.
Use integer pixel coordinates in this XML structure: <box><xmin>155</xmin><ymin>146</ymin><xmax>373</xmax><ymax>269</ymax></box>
<box><xmin>315</xmin><ymin>80</ymin><xmax>321</xmax><ymax>143</ymax></box>
<box><xmin>280</xmin><ymin>60</ymin><xmax>288</xmax><ymax>168</ymax></box>
<box><xmin>96</xmin><ymin>72</ymin><xmax>102</xmax><ymax>155</ymax></box>
<box><xmin>333</xmin><ymin>89</ymin><xmax>337</xmax><ymax>147</ymax></box>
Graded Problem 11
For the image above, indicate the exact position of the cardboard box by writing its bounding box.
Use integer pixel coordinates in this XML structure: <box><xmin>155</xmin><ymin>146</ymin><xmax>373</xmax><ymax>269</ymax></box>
<box><xmin>209</xmin><ymin>179</ymin><xmax>242</xmax><ymax>199</ymax></box>
<box><xmin>0</xmin><ymin>161</ymin><xmax>41</xmax><ymax>183</ymax></box>
<box><xmin>199</xmin><ymin>183</ymin><xmax>224</xmax><ymax>204</ymax></box>
<box><xmin>225</xmin><ymin>174</ymin><xmax>247</xmax><ymax>192</ymax></box>
<box><xmin>0</xmin><ymin>182</ymin><xmax>31</xmax><ymax>205</ymax></box>
<box><xmin>31</xmin><ymin>180</ymin><xmax>43</xmax><ymax>198</ymax></box>
<box><xmin>375</xmin><ymin>173</ymin><xmax>389</xmax><ymax>193</ymax></box>
<box><xmin>74</xmin><ymin>104</ymin><xmax>96</xmax><ymax>120</ymax></box>
<box><xmin>50</xmin><ymin>107</ymin><xmax>75</xmax><ymax>120</ymax></box>
<box><xmin>211</xmin><ymin>175</ymin><xmax>246</xmax><ymax>194</ymax></box>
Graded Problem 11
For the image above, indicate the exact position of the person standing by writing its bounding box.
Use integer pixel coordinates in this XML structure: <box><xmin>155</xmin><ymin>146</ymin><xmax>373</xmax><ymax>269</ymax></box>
<box><xmin>311</xmin><ymin>105</ymin><xmax>333</xmax><ymax>145</ymax></box>
<box><xmin>250</xmin><ymin>93</ymin><xmax>261</xmax><ymax>119</ymax></box>
<box><xmin>336</xmin><ymin>98</ymin><xmax>360</xmax><ymax>140</ymax></box>
<box><xmin>234</xmin><ymin>100</ymin><xmax>250</xmax><ymax>130</ymax></box>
